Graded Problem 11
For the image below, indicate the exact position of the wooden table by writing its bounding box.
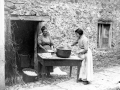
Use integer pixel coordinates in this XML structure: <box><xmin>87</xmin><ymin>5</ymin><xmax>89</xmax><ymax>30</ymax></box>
<box><xmin>37</xmin><ymin>53</ymin><xmax>83</xmax><ymax>83</ymax></box>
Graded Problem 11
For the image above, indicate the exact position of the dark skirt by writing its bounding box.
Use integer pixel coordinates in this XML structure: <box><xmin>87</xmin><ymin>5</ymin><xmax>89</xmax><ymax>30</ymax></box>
<box><xmin>38</xmin><ymin>45</ymin><xmax>53</xmax><ymax>73</ymax></box>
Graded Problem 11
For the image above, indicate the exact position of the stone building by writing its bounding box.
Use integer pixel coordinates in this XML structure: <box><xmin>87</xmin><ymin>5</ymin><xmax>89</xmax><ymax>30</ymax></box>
<box><xmin>4</xmin><ymin>0</ymin><xmax>120</xmax><ymax>85</ymax></box>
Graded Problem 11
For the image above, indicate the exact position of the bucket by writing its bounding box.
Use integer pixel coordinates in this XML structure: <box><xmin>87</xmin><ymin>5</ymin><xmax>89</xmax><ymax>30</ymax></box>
<box><xmin>22</xmin><ymin>68</ymin><xmax>38</xmax><ymax>83</ymax></box>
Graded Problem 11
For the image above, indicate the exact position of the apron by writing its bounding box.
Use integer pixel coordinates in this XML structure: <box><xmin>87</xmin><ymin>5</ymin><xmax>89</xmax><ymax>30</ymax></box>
<box><xmin>38</xmin><ymin>35</ymin><xmax>53</xmax><ymax>73</ymax></box>
<box><xmin>79</xmin><ymin>48</ymin><xmax>93</xmax><ymax>81</ymax></box>
<box><xmin>78</xmin><ymin>35</ymin><xmax>93</xmax><ymax>81</ymax></box>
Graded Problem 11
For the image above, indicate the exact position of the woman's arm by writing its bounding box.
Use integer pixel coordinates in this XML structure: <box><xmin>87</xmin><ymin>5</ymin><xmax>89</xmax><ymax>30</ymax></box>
<box><xmin>71</xmin><ymin>41</ymin><xmax>78</xmax><ymax>46</ymax></box>
<box><xmin>38</xmin><ymin>34</ymin><xmax>47</xmax><ymax>51</ymax></box>
<box><xmin>39</xmin><ymin>44</ymin><xmax>47</xmax><ymax>51</ymax></box>
<box><xmin>71</xmin><ymin>38</ymin><xmax>79</xmax><ymax>46</ymax></box>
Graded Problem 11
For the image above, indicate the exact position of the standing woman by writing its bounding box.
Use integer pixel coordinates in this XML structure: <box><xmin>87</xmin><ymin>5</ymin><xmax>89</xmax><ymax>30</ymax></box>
<box><xmin>38</xmin><ymin>26</ymin><xmax>54</xmax><ymax>53</ymax></box>
<box><xmin>71</xmin><ymin>28</ymin><xmax>93</xmax><ymax>85</ymax></box>
<box><xmin>38</xmin><ymin>26</ymin><xmax>67</xmax><ymax>76</ymax></box>
<box><xmin>38</xmin><ymin>26</ymin><xmax>54</xmax><ymax>76</ymax></box>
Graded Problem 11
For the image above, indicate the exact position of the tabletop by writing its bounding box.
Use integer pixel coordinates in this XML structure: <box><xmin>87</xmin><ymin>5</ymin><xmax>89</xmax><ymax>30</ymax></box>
<box><xmin>38</xmin><ymin>53</ymin><xmax>83</xmax><ymax>60</ymax></box>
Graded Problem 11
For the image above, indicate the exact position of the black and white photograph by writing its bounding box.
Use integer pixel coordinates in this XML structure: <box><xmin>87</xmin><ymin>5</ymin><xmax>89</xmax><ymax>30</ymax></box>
<box><xmin>1</xmin><ymin>0</ymin><xmax>120</xmax><ymax>90</ymax></box>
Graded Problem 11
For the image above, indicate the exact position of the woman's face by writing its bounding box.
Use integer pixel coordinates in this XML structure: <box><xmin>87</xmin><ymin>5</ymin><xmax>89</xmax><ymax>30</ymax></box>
<box><xmin>43</xmin><ymin>29</ymin><xmax>48</xmax><ymax>36</ymax></box>
<box><xmin>75</xmin><ymin>32</ymin><xmax>80</xmax><ymax>38</ymax></box>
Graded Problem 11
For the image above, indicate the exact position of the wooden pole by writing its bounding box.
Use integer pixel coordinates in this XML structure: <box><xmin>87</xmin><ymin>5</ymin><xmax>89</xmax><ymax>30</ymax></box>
<box><xmin>0</xmin><ymin>0</ymin><xmax>5</xmax><ymax>89</ymax></box>
<box><xmin>109</xmin><ymin>23</ymin><xmax>112</xmax><ymax>48</ymax></box>
<box><xmin>34</xmin><ymin>22</ymin><xmax>42</xmax><ymax>71</ymax></box>
<box><xmin>99</xmin><ymin>24</ymin><xmax>101</xmax><ymax>48</ymax></box>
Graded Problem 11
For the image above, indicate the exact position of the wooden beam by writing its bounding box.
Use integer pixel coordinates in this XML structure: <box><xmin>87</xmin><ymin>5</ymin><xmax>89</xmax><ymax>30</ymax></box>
<box><xmin>0</xmin><ymin>0</ymin><xmax>5</xmax><ymax>89</ymax></box>
<box><xmin>10</xmin><ymin>15</ymin><xmax>50</xmax><ymax>22</ymax></box>
<box><xmin>98</xmin><ymin>21</ymin><xmax>112</xmax><ymax>24</ymax></box>
<box><xmin>109</xmin><ymin>23</ymin><xmax>112</xmax><ymax>48</ymax></box>
<box><xmin>34</xmin><ymin>22</ymin><xmax>41</xmax><ymax>72</ymax></box>
<box><xmin>98</xmin><ymin>24</ymin><xmax>101</xmax><ymax>48</ymax></box>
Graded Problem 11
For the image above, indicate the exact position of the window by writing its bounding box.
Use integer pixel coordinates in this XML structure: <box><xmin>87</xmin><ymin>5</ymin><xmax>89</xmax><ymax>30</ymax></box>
<box><xmin>97</xmin><ymin>21</ymin><xmax>112</xmax><ymax>48</ymax></box>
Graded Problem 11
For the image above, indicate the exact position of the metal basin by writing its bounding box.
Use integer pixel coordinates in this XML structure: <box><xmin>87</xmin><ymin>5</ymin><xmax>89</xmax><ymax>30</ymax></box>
<box><xmin>56</xmin><ymin>47</ymin><xmax>71</xmax><ymax>58</ymax></box>
<box><xmin>22</xmin><ymin>68</ymin><xmax>38</xmax><ymax>83</ymax></box>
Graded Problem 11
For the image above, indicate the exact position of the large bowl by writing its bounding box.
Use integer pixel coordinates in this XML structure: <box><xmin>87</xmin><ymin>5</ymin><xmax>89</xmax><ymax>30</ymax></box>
<box><xmin>56</xmin><ymin>47</ymin><xmax>71</xmax><ymax>58</ymax></box>
<box><xmin>22</xmin><ymin>68</ymin><xmax>38</xmax><ymax>83</ymax></box>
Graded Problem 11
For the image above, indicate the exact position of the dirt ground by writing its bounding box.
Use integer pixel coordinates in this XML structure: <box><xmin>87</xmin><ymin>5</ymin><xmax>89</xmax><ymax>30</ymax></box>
<box><xmin>5</xmin><ymin>54</ymin><xmax>120</xmax><ymax>90</ymax></box>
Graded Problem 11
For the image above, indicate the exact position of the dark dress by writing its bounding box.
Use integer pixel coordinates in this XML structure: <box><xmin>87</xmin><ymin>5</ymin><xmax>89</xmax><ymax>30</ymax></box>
<box><xmin>38</xmin><ymin>33</ymin><xmax>53</xmax><ymax>75</ymax></box>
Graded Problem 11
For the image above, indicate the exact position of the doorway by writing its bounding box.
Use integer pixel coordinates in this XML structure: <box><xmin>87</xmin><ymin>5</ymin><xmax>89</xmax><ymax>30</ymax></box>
<box><xmin>11</xmin><ymin>20</ymin><xmax>38</xmax><ymax>70</ymax></box>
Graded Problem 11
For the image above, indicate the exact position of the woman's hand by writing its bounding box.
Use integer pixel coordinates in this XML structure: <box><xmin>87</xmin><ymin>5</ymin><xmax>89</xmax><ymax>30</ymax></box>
<box><xmin>78</xmin><ymin>52</ymin><xmax>82</xmax><ymax>55</ymax></box>
<box><xmin>51</xmin><ymin>46</ymin><xmax>54</xmax><ymax>50</ymax></box>
<box><xmin>39</xmin><ymin>45</ymin><xmax>47</xmax><ymax>51</ymax></box>
<box><xmin>71</xmin><ymin>42</ymin><xmax>77</xmax><ymax>46</ymax></box>
<box><xmin>76</xmin><ymin>49</ymin><xmax>84</xmax><ymax>54</ymax></box>
<box><xmin>77</xmin><ymin>49</ymin><xmax>88</xmax><ymax>55</ymax></box>
<box><xmin>78</xmin><ymin>54</ymin><xmax>85</xmax><ymax>59</ymax></box>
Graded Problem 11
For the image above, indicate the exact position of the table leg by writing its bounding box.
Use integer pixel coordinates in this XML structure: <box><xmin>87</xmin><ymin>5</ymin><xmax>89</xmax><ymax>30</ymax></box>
<box><xmin>38</xmin><ymin>63</ymin><xmax>41</xmax><ymax>79</ymax></box>
<box><xmin>77</xmin><ymin>64</ymin><xmax>81</xmax><ymax>82</ymax></box>
<box><xmin>70</xmin><ymin>66</ymin><xmax>72</xmax><ymax>77</ymax></box>
<box><xmin>41</xmin><ymin>65</ymin><xmax>45</xmax><ymax>83</ymax></box>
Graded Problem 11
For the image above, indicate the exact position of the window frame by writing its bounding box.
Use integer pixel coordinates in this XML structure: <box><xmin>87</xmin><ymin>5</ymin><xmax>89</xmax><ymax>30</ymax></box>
<box><xmin>97</xmin><ymin>21</ymin><xmax>112</xmax><ymax>49</ymax></box>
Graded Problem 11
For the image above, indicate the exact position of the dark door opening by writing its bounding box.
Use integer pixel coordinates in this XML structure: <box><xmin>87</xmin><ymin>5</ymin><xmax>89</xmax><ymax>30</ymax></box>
<box><xmin>11</xmin><ymin>20</ymin><xmax>38</xmax><ymax>70</ymax></box>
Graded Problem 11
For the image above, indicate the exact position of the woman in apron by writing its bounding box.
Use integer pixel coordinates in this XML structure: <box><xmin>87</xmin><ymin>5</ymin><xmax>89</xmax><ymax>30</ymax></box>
<box><xmin>38</xmin><ymin>26</ymin><xmax>67</xmax><ymax>76</ymax></box>
<box><xmin>71</xmin><ymin>28</ymin><xmax>93</xmax><ymax>85</ymax></box>
<box><xmin>38</xmin><ymin>26</ymin><xmax>54</xmax><ymax>76</ymax></box>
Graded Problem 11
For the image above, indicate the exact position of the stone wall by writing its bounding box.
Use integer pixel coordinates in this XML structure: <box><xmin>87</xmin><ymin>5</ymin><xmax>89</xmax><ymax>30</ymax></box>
<box><xmin>5</xmin><ymin>0</ymin><xmax>120</xmax><ymax>57</ymax></box>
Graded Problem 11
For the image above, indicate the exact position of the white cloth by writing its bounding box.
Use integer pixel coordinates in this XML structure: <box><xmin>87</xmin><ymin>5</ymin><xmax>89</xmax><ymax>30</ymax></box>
<box><xmin>50</xmin><ymin>67</ymin><xmax>67</xmax><ymax>75</ymax></box>
<box><xmin>79</xmin><ymin>48</ymin><xmax>93</xmax><ymax>82</ymax></box>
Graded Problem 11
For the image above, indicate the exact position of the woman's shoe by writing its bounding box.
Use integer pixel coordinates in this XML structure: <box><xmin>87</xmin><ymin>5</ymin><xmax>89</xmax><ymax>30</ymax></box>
<box><xmin>77</xmin><ymin>78</ymin><xmax>83</xmax><ymax>82</ymax></box>
<box><xmin>83</xmin><ymin>81</ymin><xmax>90</xmax><ymax>85</ymax></box>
